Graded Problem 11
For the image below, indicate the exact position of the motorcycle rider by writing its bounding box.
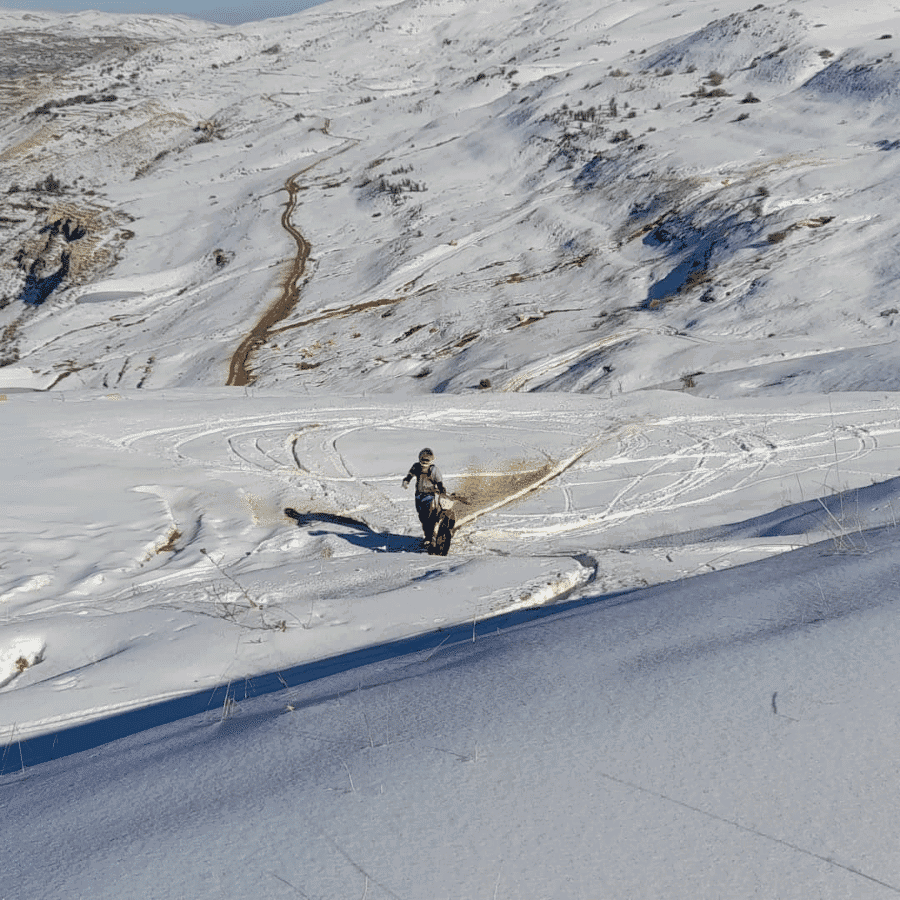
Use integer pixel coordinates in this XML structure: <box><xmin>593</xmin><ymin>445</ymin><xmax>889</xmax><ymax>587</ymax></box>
<box><xmin>402</xmin><ymin>447</ymin><xmax>446</xmax><ymax>548</ymax></box>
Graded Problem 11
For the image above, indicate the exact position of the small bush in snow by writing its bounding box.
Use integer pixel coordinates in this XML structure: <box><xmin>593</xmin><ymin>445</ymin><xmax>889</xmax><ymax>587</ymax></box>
<box><xmin>194</xmin><ymin>120</ymin><xmax>225</xmax><ymax>142</ymax></box>
<box><xmin>34</xmin><ymin>174</ymin><xmax>63</xmax><ymax>194</ymax></box>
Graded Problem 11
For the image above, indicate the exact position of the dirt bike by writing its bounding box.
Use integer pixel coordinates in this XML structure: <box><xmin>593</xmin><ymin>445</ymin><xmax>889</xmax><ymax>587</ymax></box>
<box><xmin>429</xmin><ymin>493</ymin><xmax>468</xmax><ymax>556</ymax></box>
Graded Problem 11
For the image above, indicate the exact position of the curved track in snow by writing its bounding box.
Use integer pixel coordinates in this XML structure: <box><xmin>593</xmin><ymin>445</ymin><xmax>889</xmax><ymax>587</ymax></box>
<box><xmin>4</xmin><ymin>393</ymin><xmax>900</xmax><ymax>745</ymax></box>
<box><xmin>227</xmin><ymin>125</ymin><xmax>358</xmax><ymax>386</ymax></box>
<box><xmin>111</xmin><ymin>396</ymin><xmax>900</xmax><ymax>555</ymax></box>
<box><xmin>226</xmin><ymin>170</ymin><xmax>311</xmax><ymax>387</ymax></box>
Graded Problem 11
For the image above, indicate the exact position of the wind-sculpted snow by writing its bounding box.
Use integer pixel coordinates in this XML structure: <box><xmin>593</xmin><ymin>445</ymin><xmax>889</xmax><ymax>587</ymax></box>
<box><xmin>803</xmin><ymin>49</ymin><xmax>900</xmax><ymax>106</ymax></box>
<box><xmin>3</xmin><ymin>388</ymin><xmax>900</xmax><ymax>745</ymax></box>
<box><xmin>640</xmin><ymin>6</ymin><xmax>814</xmax><ymax>80</ymax></box>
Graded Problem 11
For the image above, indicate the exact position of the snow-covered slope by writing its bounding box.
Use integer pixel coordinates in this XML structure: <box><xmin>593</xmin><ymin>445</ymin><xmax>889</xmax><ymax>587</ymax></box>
<box><xmin>3</xmin><ymin>386</ymin><xmax>899</xmax><ymax>740</ymax></box>
<box><xmin>3</xmin><ymin>1</ymin><xmax>900</xmax><ymax>897</ymax></box>
<box><xmin>1</xmin><ymin>0</ymin><xmax>899</xmax><ymax>395</ymax></box>
<box><xmin>4</xmin><ymin>475</ymin><xmax>900</xmax><ymax>899</ymax></box>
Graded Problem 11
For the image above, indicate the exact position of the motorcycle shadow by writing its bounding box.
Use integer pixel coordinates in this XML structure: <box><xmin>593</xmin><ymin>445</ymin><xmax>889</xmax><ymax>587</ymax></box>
<box><xmin>284</xmin><ymin>508</ymin><xmax>424</xmax><ymax>553</ymax></box>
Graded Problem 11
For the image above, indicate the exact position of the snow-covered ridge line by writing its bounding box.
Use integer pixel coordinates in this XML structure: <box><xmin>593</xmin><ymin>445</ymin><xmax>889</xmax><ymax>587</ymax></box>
<box><xmin>0</xmin><ymin>7</ymin><xmax>223</xmax><ymax>37</ymax></box>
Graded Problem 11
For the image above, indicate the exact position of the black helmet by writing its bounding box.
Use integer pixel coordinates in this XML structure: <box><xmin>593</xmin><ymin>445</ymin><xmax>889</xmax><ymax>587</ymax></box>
<box><xmin>418</xmin><ymin>447</ymin><xmax>434</xmax><ymax>463</ymax></box>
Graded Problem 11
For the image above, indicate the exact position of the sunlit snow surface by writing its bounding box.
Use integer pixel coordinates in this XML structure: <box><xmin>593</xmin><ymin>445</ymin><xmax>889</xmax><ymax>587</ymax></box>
<box><xmin>3</xmin><ymin>0</ymin><xmax>900</xmax><ymax>896</ymax></box>
<box><xmin>3</xmin><ymin>388</ymin><xmax>899</xmax><ymax>739</ymax></box>
<box><xmin>3</xmin><ymin>389</ymin><xmax>900</xmax><ymax>897</ymax></box>
<box><xmin>1</xmin><ymin>0</ymin><xmax>900</xmax><ymax>395</ymax></box>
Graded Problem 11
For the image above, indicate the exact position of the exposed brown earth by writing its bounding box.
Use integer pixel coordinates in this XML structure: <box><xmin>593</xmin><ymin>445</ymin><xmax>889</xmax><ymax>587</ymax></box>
<box><xmin>454</xmin><ymin>458</ymin><xmax>553</xmax><ymax>516</ymax></box>
<box><xmin>226</xmin><ymin>171</ymin><xmax>310</xmax><ymax>387</ymax></box>
<box><xmin>269</xmin><ymin>295</ymin><xmax>407</xmax><ymax>336</ymax></box>
<box><xmin>226</xmin><ymin>123</ymin><xmax>359</xmax><ymax>387</ymax></box>
<box><xmin>453</xmin><ymin>444</ymin><xmax>596</xmax><ymax>531</ymax></box>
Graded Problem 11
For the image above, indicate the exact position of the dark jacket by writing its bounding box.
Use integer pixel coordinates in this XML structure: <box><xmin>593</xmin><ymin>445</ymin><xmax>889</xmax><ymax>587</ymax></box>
<box><xmin>403</xmin><ymin>461</ymin><xmax>445</xmax><ymax>495</ymax></box>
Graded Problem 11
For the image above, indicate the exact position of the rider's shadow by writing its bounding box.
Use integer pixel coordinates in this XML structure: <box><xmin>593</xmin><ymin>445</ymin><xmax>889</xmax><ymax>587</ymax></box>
<box><xmin>285</xmin><ymin>510</ymin><xmax>423</xmax><ymax>553</ymax></box>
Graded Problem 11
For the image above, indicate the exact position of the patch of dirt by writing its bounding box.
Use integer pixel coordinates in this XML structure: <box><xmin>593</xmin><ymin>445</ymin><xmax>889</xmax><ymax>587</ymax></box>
<box><xmin>227</xmin><ymin>134</ymin><xmax>358</xmax><ymax>386</ymax></box>
<box><xmin>1</xmin><ymin>198</ymin><xmax>132</xmax><ymax>321</ymax></box>
<box><xmin>454</xmin><ymin>457</ymin><xmax>553</xmax><ymax>516</ymax></box>
<box><xmin>271</xmin><ymin>295</ymin><xmax>407</xmax><ymax>336</ymax></box>
<box><xmin>767</xmin><ymin>215</ymin><xmax>835</xmax><ymax>244</ymax></box>
<box><xmin>227</xmin><ymin>171</ymin><xmax>312</xmax><ymax>386</ymax></box>
<box><xmin>243</xmin><ymin>494</ymin><xmax>287</xmax><ymax>526</ymax></box>
<box><xmin>155</xmin><ymin>527</ymin><xmax>182</xmax><ymax>553</ymax></box>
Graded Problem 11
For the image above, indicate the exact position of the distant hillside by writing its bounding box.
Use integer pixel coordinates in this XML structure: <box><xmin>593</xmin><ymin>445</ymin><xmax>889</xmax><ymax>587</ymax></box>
<box><xmin>0</xmin><ymin>0</ymin><xmax>898</xmax><ymax>396</ymax></box>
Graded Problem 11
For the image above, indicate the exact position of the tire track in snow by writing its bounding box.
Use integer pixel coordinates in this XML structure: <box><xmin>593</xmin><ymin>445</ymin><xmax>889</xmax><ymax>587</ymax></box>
<box><xmin>498</xmin><ymin>328</ymin><xmax>645</xmax><ymax>392</ymax></box>
<box><xmin>105</xmin><ymin>403</ymin><xmax>900</xmax><ymax>565</ymax></box>
<box><xmin>472</xmin><ymin>410</ymin><xmax>900</xmax><ymax>544</ymax></box>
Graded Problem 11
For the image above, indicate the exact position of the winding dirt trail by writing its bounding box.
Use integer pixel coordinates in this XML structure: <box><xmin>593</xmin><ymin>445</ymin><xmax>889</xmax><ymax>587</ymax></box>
<box><xmin>226</xmin><ymin>172</ymin><xmax>311</xmax><ymax>387</ymax></box>
<box><xmin>227</xmin><ymin>126</ymin><xmax>356</xmax><ymax>387</ymax></box>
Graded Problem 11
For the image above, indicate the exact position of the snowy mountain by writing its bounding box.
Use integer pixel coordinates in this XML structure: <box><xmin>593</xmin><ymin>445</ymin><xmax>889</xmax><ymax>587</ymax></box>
<box><xmin>2</xmin><ymin>0</ymin><xmax>899</xmax><ymax>394</ymax></box>
<box><xmin>3</xmin><ymin>1</ymin><xmax>900</xmax><ymax>897</ymax></box>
